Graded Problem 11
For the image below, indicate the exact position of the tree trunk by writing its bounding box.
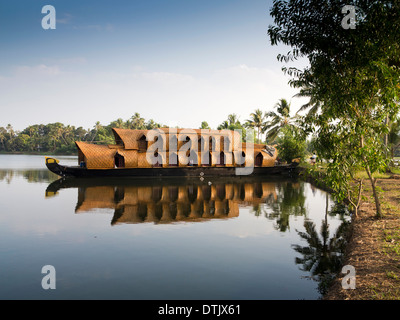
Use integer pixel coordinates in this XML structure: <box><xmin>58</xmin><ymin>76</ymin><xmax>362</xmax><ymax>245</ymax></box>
<box><xmin>347</xmin><ymin>179</ymin><xmax>363</xmax><ymax>217</ymax></box>
<box><xmin>360</xmin><ymin>134</ymin><xmax>382</xmax><ymax>218</ymax></box>
<box><xmin>364</xmin><ymin>166</ymin><xmax>382</xmax><ymax>218</ymax></box>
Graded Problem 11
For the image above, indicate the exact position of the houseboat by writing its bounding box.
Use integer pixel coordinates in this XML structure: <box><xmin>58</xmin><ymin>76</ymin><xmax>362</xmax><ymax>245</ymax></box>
<box><xmin>45</xmin><ymin>127</ymin><xmax>298</xmax><ymax>178</ymax></box>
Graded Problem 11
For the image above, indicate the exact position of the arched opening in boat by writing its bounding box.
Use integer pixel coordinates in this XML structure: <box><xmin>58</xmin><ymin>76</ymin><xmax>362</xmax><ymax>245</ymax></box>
<box><xmin>153</xmin><ymin>152</ymin><xmax>163</xmax><ymax>168</ymax></box>
<box><xmin>114</xmin><ymin>153</ymin><xmax>125</xmax><ymax>168</ymax></box>
<box><xmin>198</xmin><ymin>136</ymin><xmax>204</xmax><ymax>152</ymax></box>
<box><xmin>77</xmin><ymin>149</ymin><xmax>86</xmax><ymax>166</ymax></box>
<box><xmin>255</xmin><ymin>152</ymin><xmax>263</xmax><ymax>167</ymax></box>
<box><xmin>237</xmin><ymin>151</ymin><xmax>246</xmax><ymax>167</ymax></box>
<box><xmin>217</xmin><ymin>151</ymin><xmax>226</xmax><ymax>166</ymax></box>
<box><xmin>184</xmin><ymin>135</ymin><xmax>192</xmax><ymax>149</ymax></box>
<box><xmin>209</xmin><ymin>136</ymin><xmax>216</xmax><ymax>151</ymax></box>
<box><xmin>112</xmin><ymin>129</ymin><xmax>125</xmax><ymax>147</ymax></box>
<box><xmin>138</xmin><ymin>134</ymin><xmax>148</xmax><ymax>151</ymax></box>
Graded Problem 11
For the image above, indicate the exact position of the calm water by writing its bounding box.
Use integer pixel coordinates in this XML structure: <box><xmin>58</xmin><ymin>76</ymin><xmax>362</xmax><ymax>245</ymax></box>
<box><xmin>0</xmin><ymin>155</ymin><xmax>350</xmax><ymax>300</ymax></box>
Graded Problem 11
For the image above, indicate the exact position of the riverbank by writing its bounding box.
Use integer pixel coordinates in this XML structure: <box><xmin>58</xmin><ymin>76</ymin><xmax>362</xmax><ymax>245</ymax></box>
<box><xmin>302</xmin><ymin>166</ymin><xmax>400</xmax><ymax>300</ymax></box>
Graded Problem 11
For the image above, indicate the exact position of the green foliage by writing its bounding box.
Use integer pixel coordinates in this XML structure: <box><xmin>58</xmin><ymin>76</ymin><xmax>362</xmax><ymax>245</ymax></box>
<box><xmin>217</xmin><ymin>113</ymin><xmax>250</xmax><ymax>142</ymax></box>
<box><xmin>276</xmin><ymin>126</ymin><xmax>307</xmax><ymax>163</ymax></box>
<box><xmin>268</xmin><ymin>0</ymin><xmax>400</xmax><ymax>217</ymax></box>
<box><xmin>264</xmin><ymin>98</ymin><xmax>298</xmax><ymax>142</ymax></box>
<box><xmin>200</xmin><ymin>121</ymin><xmax>211</xmax><ymax>130</ymax></box>
<box><xmin>0</xmin><ymin>114</ymin><xmax>166</xmax><ymax>155</ymax></box>
<box><xmin>245</xmin><ymin>109</ymin><xmax>266</xmax><ymax>143</ymax></box>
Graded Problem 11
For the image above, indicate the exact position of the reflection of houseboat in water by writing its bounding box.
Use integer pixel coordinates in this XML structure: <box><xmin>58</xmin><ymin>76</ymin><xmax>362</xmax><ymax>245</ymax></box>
<box><xmin>45</xmin><ymin>128</ymin><xmax>299</xmax><ymax>178</ymax></box>
<box><xmin>46</xmin><ymin>178</ymin><xmax>278</xmax><ymax>225</ymax></box>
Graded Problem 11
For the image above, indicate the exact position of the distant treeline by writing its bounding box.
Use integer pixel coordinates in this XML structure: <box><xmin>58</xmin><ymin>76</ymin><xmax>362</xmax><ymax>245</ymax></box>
<box><xmin>0</xmin><ymin>113</ymin><xmax>167</xmax><ymax>155</ymax></box>
<box><xmin>0</xmin><ymin>112</ymin><xmax>250</xmax><ymax>155</ymax></box>
<box><xmin>2</xmin><ymin>110</ymin><xmax>399</xmax><ymax>157</ymax></box>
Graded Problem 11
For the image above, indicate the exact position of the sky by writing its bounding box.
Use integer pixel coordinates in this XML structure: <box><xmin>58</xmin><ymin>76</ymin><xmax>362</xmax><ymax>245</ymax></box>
<box><xmin>0</xmin><ymin>0</ymin><xmax>309</xmax><ymax>131</ymax></box>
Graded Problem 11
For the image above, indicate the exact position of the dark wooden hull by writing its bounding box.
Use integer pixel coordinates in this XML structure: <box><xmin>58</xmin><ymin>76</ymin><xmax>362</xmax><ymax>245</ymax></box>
<box><xmin>46</xmin><ymin>157</ymin><xmax>300</xmax><ymax>178</ymax></box>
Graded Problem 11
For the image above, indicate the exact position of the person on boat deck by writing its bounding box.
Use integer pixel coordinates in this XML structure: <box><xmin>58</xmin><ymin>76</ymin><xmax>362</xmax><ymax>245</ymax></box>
<box><xmin>80</xmin><ymin>161</ymin><xmax>86</xmax><ymax>168</ymax></box>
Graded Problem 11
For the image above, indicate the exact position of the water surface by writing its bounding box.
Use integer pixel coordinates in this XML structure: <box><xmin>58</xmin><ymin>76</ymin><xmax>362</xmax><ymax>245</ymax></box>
<box><xmin>0</xmin><ymin>155</ymin><xmax>350</xmax><ymax>300</ymax></box>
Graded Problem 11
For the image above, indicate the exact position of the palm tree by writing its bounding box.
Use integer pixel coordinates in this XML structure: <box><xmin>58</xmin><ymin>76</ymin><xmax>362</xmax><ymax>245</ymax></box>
<box><xmin>264</xmin><ymin>99</ymin><xmax>297</xmax><ymax>142</ymax></box>
<box><xmin>245</xmin><ymin>109</ymin><xmax>266</xmax><ymax>143</ymax></box>
<box><xmin>129</xmin><ymin>113</ymin><xmax>146</xmax><ymax>129</ymax></box>
<box><xmin>114</xmin><ymin>118</ymin><xmax>124</xmax><ymax>128</ymax></box>
<box><xmin>6</xmin><ymin>124</ymin><xmax>14</xmax><ymax>140</ymax></box>
<box><xmin>217</xmin><ymin>120</ymin><xmax>229</xmax><ymax>130</ymax></box>
<box><xmin>293</xmin><ymin>83</ymin><xmax>322</xmax><ymax>119</ymax></box>
<box><xmin>0</xmin><ymin>127</ymin><xmax>6</xmax><ymax>150</ymax></box>
<box><xmin>90</xmin><ymin>121</ymin><xmax>102</xmax><ymax>142</ymax></box>
<box><xmin>227</xmin><ymin>113</ymin><xmax>239</xmax><ymax>126</ymax></box>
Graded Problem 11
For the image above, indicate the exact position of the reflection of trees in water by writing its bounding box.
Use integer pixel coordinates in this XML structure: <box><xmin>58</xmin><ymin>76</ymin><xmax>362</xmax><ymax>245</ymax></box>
<box><xmin>292</xmin><ymin>203</ymin><xmax>350</xmax><ymax>296</ymax></box>
<box><xmin>0</xmin><ymin>169</ymin><xmax>57</xmax><ymax>184</ymax></box>
<box><xmin>252</xmin><ymin>181</ymin><xmax>306</xmax><ymax>232</ymax></box>
<box><xmin>247</xmin><ymin>180</ymin><xmax>351</xmax><ymax>295</ymax></box>
<box><xmin>0</xmin><ymin>170</ymin><xmax>14</xmax><ymax>184</ymax></box>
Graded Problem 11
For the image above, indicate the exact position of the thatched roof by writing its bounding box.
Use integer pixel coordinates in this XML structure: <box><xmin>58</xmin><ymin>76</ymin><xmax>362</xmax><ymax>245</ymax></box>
<box><xmin>75</xmin><ymin>141</ymin><xmax>115</xmax><ymax>169</ymax></box>
<box><xmin>112</xmin><ymin>128</ymin><xmax>146</xmax><ymax>150</ymax></box>
<box><xmin>75</xmin><ymin>128</ymin><xmax>277</xmax><ymax>169</ymax></box>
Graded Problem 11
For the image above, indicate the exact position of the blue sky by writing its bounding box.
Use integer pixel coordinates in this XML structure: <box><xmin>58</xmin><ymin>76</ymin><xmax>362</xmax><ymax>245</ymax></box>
<box><xmin>0</xmin><ymin>0</ymin><xmax>308</xmax><ymax>131</ymax></box>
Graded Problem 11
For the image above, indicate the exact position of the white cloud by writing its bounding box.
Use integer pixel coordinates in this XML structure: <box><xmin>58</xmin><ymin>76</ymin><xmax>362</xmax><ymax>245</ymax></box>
<box><xmin>14</xmin><ymin>64</ymin><xmax>61</xmax><ymax>77</ymax></box>
<box><xmin>0</xmin><ymin>63</ymin><xmax>308</xmax><ymax>130</ymax></box>
<box><xmin>57</xmin><ymin>13</ymin><xmax>73</xmax><ymax>24</ymax></box>
<box><xmin>72</xmin><ymin>23</ymin><xmax>115</xmax><ymax>32</ymax></box>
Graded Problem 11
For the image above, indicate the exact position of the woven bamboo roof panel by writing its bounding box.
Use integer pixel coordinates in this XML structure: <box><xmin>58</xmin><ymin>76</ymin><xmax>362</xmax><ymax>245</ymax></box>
<box><xmin>137</xmin><ymin>152</ymin><xmax>152</xmax><ymax>168</ymax></box>
<box><xmin>116</xmin><ymin>149</ymin><xmax>138</xmax><ymax>168</ymax></box>
<box><xmin>112</xmin><ymin>128</ymin><xmax>146</xmax><ymax>150</ymax></box>
<box><xmin>75</xmin><ymin>141</ymin><xmax>115</xmax><ymax>169</ymax></box>
<box><xmin>111</xmin><ymin>128</ymin><xmax>243</xmax><ymax>152</ymax></box>
<box><xmin>261</xmin><ymin>150</ymin><xmax>277</xmax><ymax>167</ymax></box>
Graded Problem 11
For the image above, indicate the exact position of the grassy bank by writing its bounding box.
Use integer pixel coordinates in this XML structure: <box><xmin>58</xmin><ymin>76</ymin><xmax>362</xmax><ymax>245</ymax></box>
<box><xmin>300</xmin><ymin>164</ymin><xmax>400</xmax><ymax>299</ymax></box>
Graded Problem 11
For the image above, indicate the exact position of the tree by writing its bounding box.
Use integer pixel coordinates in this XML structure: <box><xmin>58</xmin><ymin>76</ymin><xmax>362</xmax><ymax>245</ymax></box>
<box><xmin>217</xmin><ymin>114</ymin><xmax>248</xmax><ymax>141</ymax></box>
<box><xmin>227</xmin><ymin>114</ymin><xmax>239</xmax><ymax>126</ymax></box>
<box><xmin>245</xmin><ymin>109</ymin><xmax>266</xmax><ymax>143</ymax></box>
<box><xmin>276</xmin><ymin>125</ymin><xmax>307</xmax><ymax>164</ymax></box>
<box><xmin>128</xmin><ymin>113</ymin><xmax>146</xmax><ymax>129</ymax></box>
<box><xmin>264</xmin><ymin>98</ymin><xmax>297</xmax><ymax>142</ymax></box>
<box><xmin>268</xmin><ymin>0</ymin><xmax>400</xmax><ymax>218</ymax></box>
<box><xmin>388</xmin><ymin>116</ymin><xmax>400</xmax><ymax>160</ymax></box>
<box><xmin>146</xmin><ymin>119</ymin><xmax>164</xmax><ymax>130</ymax></box>
<box><xmin>200</xmin><ymin>121</ymin><xmax>211</xmax><ymax>130</ymax></box>
<box><xmin>0</xmin><ymin>127</ymin><xmax>7</xmax><ymax>151</ymax></box>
